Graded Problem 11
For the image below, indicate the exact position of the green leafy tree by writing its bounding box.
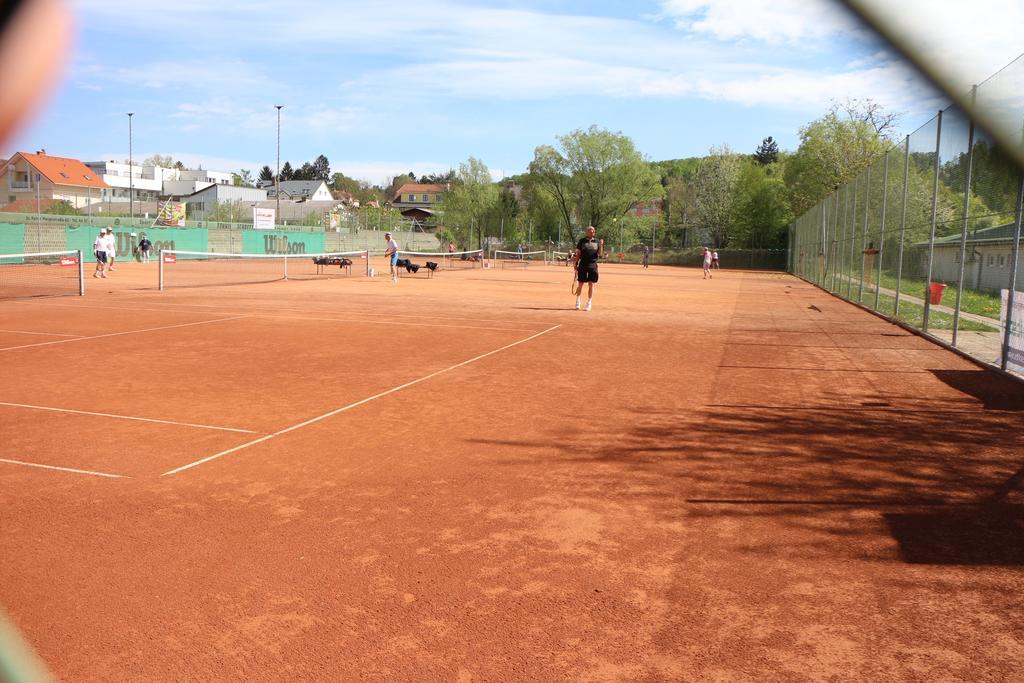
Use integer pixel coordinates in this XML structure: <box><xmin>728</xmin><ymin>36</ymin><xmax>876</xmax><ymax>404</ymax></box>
<box><xmin>440</xmin><ymin>157</ymin><xmax>499</xmax><ymax>249</ymax></box>
<box><xmin>732</xmin><ymin>160</ymin><xmax>793</xmax><ymax>248</ymax></box>
<box><xmin>231</xmin><ymin>169</ymin><xmax>254</xmax><ymax>187</ymax></box>
<box><xmin>528</xmin><ymin>125</ymin><xmax>663</xmax><ymax>243</ymax></box>
<box><xmin>691</xmin><ymin>145</ymin><xmax>742</xmax><ymax>247</ymax></box>
<box><xmin>785</xmin><ymin>103</ymin><xmax>894</xmax><ymax>216</ymax></box>
<box><xmin>258</xmin><ymin>166</ymin><xmax>274</xmax><ymax>183</ymax></box>
<box><xmin>279</xmin><ymin>161</ymin><xmax>294</xmax><ymax>181</ymax></box>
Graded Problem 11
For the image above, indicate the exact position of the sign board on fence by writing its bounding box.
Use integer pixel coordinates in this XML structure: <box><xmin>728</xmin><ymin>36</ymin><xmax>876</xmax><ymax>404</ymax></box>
<box><xmin>162</xmin><ymin>254</ymin><xmax>177</xmax><ymax>263</ymax></box>
<box><xmin>1000</xmin><ymin>289</ymin><xmax>1024</xmax><ymax>374</ymax></box>
<box><xmin>156</xmin><ymin>202</ymin><xmax>186</xmax><ymax>227</ymax></box>
<box><xmin>59</xmin><ymin>256</ymin><xmax>78</xmax><ymax>266</ymax></box>
<box><xmin>253</xmin><ymin>207</ymin><xmax>276</xmax><ymax>230</ymax></box>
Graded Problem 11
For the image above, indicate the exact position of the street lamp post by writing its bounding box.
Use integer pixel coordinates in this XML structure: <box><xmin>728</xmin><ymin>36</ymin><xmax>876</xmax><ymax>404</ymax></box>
<box><xmin>127</xmin><ymin>112</ymin><xmax>134</xmax><ymax>221</ymax></box>
<box><xmin>275</xmin><ymin>105</ymin><xmax>283</xmax><ymax>227</ymax></box>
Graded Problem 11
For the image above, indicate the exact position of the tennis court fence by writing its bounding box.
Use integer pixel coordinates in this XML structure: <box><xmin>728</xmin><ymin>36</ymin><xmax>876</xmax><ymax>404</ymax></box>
<box><xmin>789</xmin><ymin>54</ymin><xmax>1024</xmax><ymax>379</ymax></box>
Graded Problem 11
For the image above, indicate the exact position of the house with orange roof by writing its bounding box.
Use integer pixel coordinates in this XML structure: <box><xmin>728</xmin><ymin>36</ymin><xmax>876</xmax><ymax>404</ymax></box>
<box><xmin>2</xmin><ymin>150</ymin><xmax>108</xmax><ymax>210</ymax></box>
<box><xmin>391</xmin><ymin>183</ymin><xmax>446</xmax><ymax>225</ymax></box>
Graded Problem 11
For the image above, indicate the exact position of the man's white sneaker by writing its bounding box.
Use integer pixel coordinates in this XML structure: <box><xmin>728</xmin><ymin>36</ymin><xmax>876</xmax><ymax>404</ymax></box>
<box><xmin>574</xmin><ymin>298</ymin><xmax>581</xmax><ymax>310</ymax></box>
<box><xmin>585</xmin><ymin>301</ymin><xmax>592</xmax><ymax>311</ymax></box>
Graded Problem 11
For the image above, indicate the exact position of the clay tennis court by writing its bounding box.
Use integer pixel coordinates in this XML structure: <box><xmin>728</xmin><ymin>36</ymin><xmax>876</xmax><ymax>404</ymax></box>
<box><xmin>2</xmin><ymin>257</ymin><xmax>1023</xmax><ymax>680</ymax></box>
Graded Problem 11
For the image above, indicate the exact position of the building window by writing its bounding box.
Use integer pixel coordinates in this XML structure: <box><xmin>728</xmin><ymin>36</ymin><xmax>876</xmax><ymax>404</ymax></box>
<box><xmin>408</xmin><ymin>194</ymin><xmax>416</xmax><ymax>202</ymax></box>
<box><xmin>435</xmin><ymin>194</ymin><xmax>442</xmax><ymax>202</ymax></box>
<box><xmin>999</xmin><ymin>254</ymin><xmax>1006</xmax><ymax>267</ymax></box>
<box><xmin>988</xmin><ymin>254</ymin><xmax>995</xmax><ymax>266</ymax></box>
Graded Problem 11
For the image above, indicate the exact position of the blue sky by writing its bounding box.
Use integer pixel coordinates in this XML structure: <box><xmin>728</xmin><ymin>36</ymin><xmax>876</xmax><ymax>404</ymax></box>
<box><xmin>7</xmin><ymin>0</ymin><xmax>1023</xmax><ymax>184</ymax></box>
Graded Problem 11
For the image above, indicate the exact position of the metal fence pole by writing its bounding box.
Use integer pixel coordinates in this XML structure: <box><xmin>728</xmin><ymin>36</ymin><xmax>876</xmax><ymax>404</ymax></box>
<box><xmin>818</xmin><ymin>203</ymin><xmax>826</xmax><ymax>284</ymax></box>
<box><xmin>894</xmin><ymin>135</ymin><xmax>911</xmax><ymax>314</ymax></box>
<box><xmin>859</xmin><ymin>166</ymin><xmax>871</xmax><ymax>302</ymax></box>
<box><xmin>848</xmin><ymin>177</ymin><xmax>859</xmax><ymax>299</ymax></box>
<box><xmin>830</xmin><ymin>191</ymin><xmax>841</xmax><ymax>291</ymax></box>
<box><xmin>923</xmin><ymin>109</ymin><xmax>944</xmax><ymax>333</ymax></box>
<box><xmin>1002</xmin><ymin>169</ymin><xmax>1024</xmax><ymax>371</ymax></box>
<box><xmin>875</xmin><ymin>152</ymin><xmax>890</xmax><ymax>311</ymax></box>
<box><xmin>952</xmin><ymin>88</ymin><xmax>978</xmax><ymax>346</ymax></box>
<box><xmin>77</xmin><ymin>249</ymin><xmax>84</xmax><ymax>296</ymax></box>
<box><xmin>838</xmin><ymin>184</ymin><xmax>848</xmax><ymax>294</ymax></box>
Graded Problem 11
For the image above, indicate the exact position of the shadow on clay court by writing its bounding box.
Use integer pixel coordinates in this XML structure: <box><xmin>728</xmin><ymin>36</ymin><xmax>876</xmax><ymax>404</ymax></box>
<box><xmin>929</xmin><ymin>369</ymin><xmax>1024</xmax><ymax>411</ymax></box>
<box><xmin>471</xmin><ymin>374</ymin><xmax>1024</xmax><ymax>566</ymax></box>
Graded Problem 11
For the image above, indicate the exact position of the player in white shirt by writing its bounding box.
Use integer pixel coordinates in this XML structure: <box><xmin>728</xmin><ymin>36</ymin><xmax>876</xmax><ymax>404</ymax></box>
<box><xmin>703</xmin><ymin>247</ymin><xmax>713</xmax><ymax>279</ymax></box>
<box><xmin>384</xmin><ymin>232</ymin><xmax>399</xmax><ymax>283</ymax></box>
<box><xmin>104</xmin><ymin>228</ymin><xmax>117</xmax><ymax>271</ymax></box>
<box><xmin>93</xmin><ymin>229</ymin><xmax>108</xmax><ymax>278</ymax></box>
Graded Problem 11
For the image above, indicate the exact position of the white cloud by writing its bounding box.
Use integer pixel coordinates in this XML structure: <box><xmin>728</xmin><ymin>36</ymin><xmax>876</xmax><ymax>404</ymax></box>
<box><xmin>657</xmin><ymin>0</ymin><xmax>857</xmax><ymax>43</ymax></box>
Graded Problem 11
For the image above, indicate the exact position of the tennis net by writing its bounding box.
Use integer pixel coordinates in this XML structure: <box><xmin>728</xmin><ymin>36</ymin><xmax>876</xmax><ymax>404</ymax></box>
<box><xmin>493</xmin><ymin>249</ymin><xmax>546</xmax><ymax>266</ymax></box>
<box><xmin>158</xmin><ymin>249</ymin><xmax>369</xmax><ymax>290</ymax></box>
<box><xmin>400</xmin><ymin>249</ymin><xmax>484</xmax><ymax>270</ymax></box>
<box><xmin>0</xmin><ymin>250</ymin><xmax>84</xmax><ymax>300</ymax></box>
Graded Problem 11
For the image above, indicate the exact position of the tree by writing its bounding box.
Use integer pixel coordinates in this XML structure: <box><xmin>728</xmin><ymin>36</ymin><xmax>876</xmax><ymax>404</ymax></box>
<box><xmin>292</xmin><ymin>162</ymin><xmax>315</xmax><ymax>181</ymax></box>
<box><xmin>836</xmin><ymin>98</ymin><xmax>901</xmax><ymax>141</ymax></box>
<box><xmin>419</xmin><ymin>170</ymin><xmax>455</xmax><ymax>184</ymax></box>
<box><xmin>753</xmin><ymin>136</ymin><xmax>779</xmax><ymax>166</ymax></box>
<box><xmin>386</xmin><ymin>174</ymin><xmax>413</xmax><ymax>200</ymax></box>
<box><xmin>731</xmin><ymin>160</ymin><xmax>793</xmax><ymax>248</ymax></box>
<box><xmin>527</xmin><ymin>125</ymin><xmax>663</xmax><ymax>243</ymax></box>
<box><xmin>144</xmin><ymin>154</ymin><xmax>176</xmax><ymax>168</ymax></box>
<box><xmin>312</xmin><ymin>155</ymin><xmax>331</xmax><ymax>182</ymax></box>
<box><xmin>280</xmin><ymin>162</ymin><xmax>294</xmax><ymax>181</ymax></box>
<box><xmin>690</xmin><ymin>145</ymin><xmax>742</xmax><ymax>247</ymax></box>
<box><xmin>232</xmin><ymin>169</ymin><xmax>254</xmax><ymax>187</ymax></box>
<box><xmin>440</xmin><ymin>157</ymin><xmax>499</xmax><ymax>249</ymax></box>
<box><xmin>259</xmin><ymin>166</ymin><xmax>274</xmax><ymax>183</ymax></box>
<box><xmin>784</xmin><ymin>106</ymin><xmax>892</xmax><ymax>216</ymax></box>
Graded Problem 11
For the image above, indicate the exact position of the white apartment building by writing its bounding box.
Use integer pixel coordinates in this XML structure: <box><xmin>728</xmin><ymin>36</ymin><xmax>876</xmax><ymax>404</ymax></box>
<box><xmin>85</xmin><ymin>161</ymin><xmax>235</xmax><ymax>203</ymax></box>
<box><xmin>162</xmin><ymin>168</ymin><xmax>233</xmax><ymax>197</ymax></box>
<box><xmin>84</xmin><ymin>160</ymin><xmax>164</xmax><ymax>204</ymax></box>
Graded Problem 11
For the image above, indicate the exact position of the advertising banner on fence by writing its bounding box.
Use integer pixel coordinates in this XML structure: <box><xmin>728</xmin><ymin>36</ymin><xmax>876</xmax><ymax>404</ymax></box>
<box><xmin>1001</xmin><ymin>289</ymin><xmax>1024</xmax><ymax>374</ymax></box>
<box><xmin>253</xmin><ymin>207</ymin><xmax>275</xmax><ymax>230</ymax></box>
<box><xmin>156</xmin><ymin>202</ymin><xmax>186</xmax><ymax>227</ymax></box>
<box><xmin>0</xmin><ymin>223</ymin><xmax>25</xmax><ymax>255</ymax></box>
<box><xmin>241</xmin><ymin>229</ymin><xmax>325</xmax><ymax>255</ymax></box>
<box><xmin>65</xmin><ymin>225</ymin><xmax>208</xmax><ymax>262</ymax></box>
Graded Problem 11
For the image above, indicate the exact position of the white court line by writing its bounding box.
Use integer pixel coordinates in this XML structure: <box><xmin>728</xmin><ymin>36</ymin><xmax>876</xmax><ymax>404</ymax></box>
<box><xmin>248</xmin><ymin>313</ymin><xmax>534</xmax><ymax>333</ymax></box>
<box><xmin>0</xmin><ymin>457</ymin><xmax>127</xmax><ymax>479</ymax></box>
<box><xmin>0</xmin><ymin>315</ymin><xmax>248</xmax><ymax>352</ymax></box>
<box><xmin>14</xmin><ymin>301</ymin><xmax>534</xmax><ymax>333</ymax></box>
<box><xmin>0</xmin><ymin>328</ymin><xmax>85</xmax><ymax>338</ymax></box>
<box><xmin>128</xmin><ymin>299</ymin><xmax>534</xmax><ymax>325</ymax></box>
<box><xmin>162</xmin><ymin>323</ymin><xmax>562</xmax><ymax>476</ymax></box>
<box><xmin>0</xmin><ymin>401</ymin><xmax>258</xmax><ymax>434</ymax></box>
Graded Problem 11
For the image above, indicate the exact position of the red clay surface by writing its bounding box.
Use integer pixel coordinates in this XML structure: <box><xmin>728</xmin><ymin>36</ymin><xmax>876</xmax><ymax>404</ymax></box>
<box><xmin>2</xmin><ymin>256</ymin><xmax>1024</xmax><ymax>680</ymax></box>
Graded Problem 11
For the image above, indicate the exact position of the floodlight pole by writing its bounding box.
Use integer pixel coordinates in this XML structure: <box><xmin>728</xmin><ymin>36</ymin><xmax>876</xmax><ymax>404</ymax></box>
<box><xmin>275</xmin><ymin>105</ymin><xmax>283</xmax><ymax>227</ymax></box>
<box><xmin>127</xmin><ymin>112</ymin><xmax>134</xmax><ymax>221</ymax></box>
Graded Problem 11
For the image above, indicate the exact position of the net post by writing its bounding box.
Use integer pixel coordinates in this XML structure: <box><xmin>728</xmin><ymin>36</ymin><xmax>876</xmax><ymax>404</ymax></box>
<box><xmin>77</xmin><ymin>250</ymin><xmax>84</xmax><ymax>296</ymax></box>
<box><xmin>283</xmin><ymin>254</ymin><xmax>288</xmax><ymax>281</ymax></box>
<box><xmin>158</xmin><ymin>250</ymin><xmax>164</xmax><ymax>291</ymax></box>
<box><xmin>365</xmin><ymin>250</ymin><xmax>370</xmax><ymax>276</ymax></box>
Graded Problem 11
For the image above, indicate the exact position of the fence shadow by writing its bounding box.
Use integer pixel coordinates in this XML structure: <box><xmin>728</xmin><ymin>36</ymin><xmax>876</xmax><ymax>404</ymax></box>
<box><xmin>473</xmin><ymin>381</ymin><xmax>1024</xmax><ymax>565</ymax></box>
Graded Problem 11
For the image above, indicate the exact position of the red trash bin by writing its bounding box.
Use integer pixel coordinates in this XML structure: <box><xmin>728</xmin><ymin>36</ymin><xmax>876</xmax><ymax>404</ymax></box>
<box><xmin>928</xmin><ymin>282</ymin><xmax>946</xmax><ymax>305</ymax></box>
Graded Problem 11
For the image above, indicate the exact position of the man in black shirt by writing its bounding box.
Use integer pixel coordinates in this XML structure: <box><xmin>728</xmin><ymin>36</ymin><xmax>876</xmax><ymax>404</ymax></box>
<box><xmin>574</xmin><ymin>225</ymin><xmax>603</xmax><ymax>311</ymax></box>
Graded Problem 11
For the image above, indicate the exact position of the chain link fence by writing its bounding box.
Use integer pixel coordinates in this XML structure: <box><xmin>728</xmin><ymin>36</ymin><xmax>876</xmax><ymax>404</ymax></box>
<box><xmin>790</xmin><ymin>55</ymin><xmax>1024</xmax><ymax>379</ymax></box>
